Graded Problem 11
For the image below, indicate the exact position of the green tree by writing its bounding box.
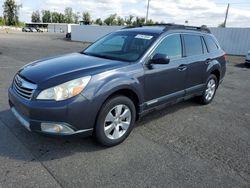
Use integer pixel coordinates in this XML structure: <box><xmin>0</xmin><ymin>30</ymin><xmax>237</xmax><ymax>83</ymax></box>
<box><xmin>82</xmin><ymin>12</ymin><xmax>91</xmax><ymax>24</ymax></box>
<box><xmin>73</xmin><ymin>12</ymin><xmax>80</xmax><ymax>24</ymax></box>
<box><xmin>133</xmin><ymin>17</ymin><xmax>145</xmax><ymax>26</ymax></box>
<box><xmin>50</xmin><ymin>12</ymin><xmax>65</xmax><ymax>23</ymax></box>
<box><xmin>51</xmin><ymin>11</ymin><xmax>58</xmax><ymax>23</ymax></box>
<box><xmin>31</xmin><ymin>10</ymin><xmax>41</xmax><ymax>23</ymax></box>
<box><xmin>117</xmin><ymin>16</ymin><xmax>124</xmax><ymax>25</ymax></box>
<box><xmin>146</xmin><ymin>19</ymin><xmax>154</xmax><ymax>25</ymax></box>
<box><xmin>125</xmin><ymin>15</ymin><xmax>134</xmax><ymax>26</ymax></box>
<box><xmin>58</xmin><ymin>13</ymin><xmax>65</xmax><ymax>23</ymax></box>
<box><xmin>104</xmin><ymin>14</ymin><xmax>117</xmax><ymax>25</ymax></box>
<box><xmin>0</xmin><ymin>16</ymin><xmax>4</xmax><ymax>25</ymax></box>
<box><xmin>64</xmin><ymin>7</ymin><xmax>73</xmax><ymax>23</ymax></box>
<box><xmin>41</xmin><ymin>10</ymin><xmax>51</xmax><ymax>23</ymax></box>
<box><xmin>95</xmin><ymin>18</ymin><xmax>103</xmax><ymax>25</ymax></box>
<box><xmin>3</xmin><ymin>0</ymin><xmax>22</xmax><ymax>25</ymax></box>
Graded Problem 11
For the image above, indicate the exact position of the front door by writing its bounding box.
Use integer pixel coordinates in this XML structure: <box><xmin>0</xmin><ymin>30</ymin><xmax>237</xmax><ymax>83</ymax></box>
<box><xmin>144</xmin><ymin>34</ymin><xmax>187</xmax><ymax>108</ymax></box>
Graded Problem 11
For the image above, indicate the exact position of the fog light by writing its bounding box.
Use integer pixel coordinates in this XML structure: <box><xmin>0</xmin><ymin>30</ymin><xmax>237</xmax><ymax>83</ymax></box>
<box><xmin>41</xmin><ymin>123</ymin><xmax>75</xmax><ymax>134</ymax></box>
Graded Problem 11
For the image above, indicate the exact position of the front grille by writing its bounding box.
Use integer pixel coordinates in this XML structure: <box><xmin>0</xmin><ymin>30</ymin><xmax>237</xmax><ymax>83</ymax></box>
<box><xmin>13</xmin><ymin>75</ymin><xmax>37</xmax><ymax>100</ymax></box>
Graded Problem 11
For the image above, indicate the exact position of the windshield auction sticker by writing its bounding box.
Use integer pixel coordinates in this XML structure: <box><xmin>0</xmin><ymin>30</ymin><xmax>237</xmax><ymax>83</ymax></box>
<box><xmin>135</xmin><ymin>34</ymin><xmax>153</xmax><ymax>40</ymax></box>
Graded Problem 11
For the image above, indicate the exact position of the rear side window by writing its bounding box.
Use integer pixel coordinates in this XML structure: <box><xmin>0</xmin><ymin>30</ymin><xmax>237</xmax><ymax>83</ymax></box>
<box><xmin>183</xmin><ymin>34</ymin><xmax>203</xmax><ymax>56</ymax></box>
<box><xmin>153</xmin><ymin>34</ymin><xmax>182</xmax><ymax>60</ymax></box>
<box><xmin>204</xmin><ymin>35</ymin><xmax>218</xmax><ymax>52</ymax></box>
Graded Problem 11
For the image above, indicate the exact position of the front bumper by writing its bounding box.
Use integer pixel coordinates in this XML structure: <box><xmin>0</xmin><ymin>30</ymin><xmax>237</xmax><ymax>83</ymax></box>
<box><xmin>8</xmin><ymin>87</ymin><xmax>97</xmax><ymax>136</ymax></box>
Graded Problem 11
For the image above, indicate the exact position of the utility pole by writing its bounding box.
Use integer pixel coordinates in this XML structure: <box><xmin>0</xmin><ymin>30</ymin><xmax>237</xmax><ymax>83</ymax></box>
<box><xmin>223</xmin><ymin>3</ymin><xmax>230</xmax><ymax>27</ymax></box>
<box><xmin>146</xmin><ymin>0</ymin><xmax>150</xmax><ymax>24</ymax></box>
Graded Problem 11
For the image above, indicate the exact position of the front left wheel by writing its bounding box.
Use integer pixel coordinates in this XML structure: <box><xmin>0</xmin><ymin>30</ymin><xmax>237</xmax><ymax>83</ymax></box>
<box><xmin>95</xmin><ymin>95</ymin><xmax>136</xmax><ymax>147</ymax></box>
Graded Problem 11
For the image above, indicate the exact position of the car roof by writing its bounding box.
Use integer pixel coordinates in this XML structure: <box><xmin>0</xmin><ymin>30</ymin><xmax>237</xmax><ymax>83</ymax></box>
<box><xmin>121</xmin><ymin>26</ymin><xmax>166</xmax><ymax>35</ymax></box>
<box><xmin>120</xmin><ymin>24</ymin><xmax>211</xmax><ymax>36</ymax></box>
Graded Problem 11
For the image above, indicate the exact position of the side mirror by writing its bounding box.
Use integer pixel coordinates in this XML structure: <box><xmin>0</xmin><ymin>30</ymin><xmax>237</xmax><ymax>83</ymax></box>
<box><xmin>149</xmin><ymin>53</ymin><xmax>170</xmax><ymax>65</ymax></box>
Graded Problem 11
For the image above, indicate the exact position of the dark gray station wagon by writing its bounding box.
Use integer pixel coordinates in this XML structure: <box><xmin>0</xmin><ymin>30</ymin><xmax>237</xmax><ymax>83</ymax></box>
<box><xmin>9</xmin><ymin>24</ymin><xmax>226</xmax><ymax>146</ymax></box>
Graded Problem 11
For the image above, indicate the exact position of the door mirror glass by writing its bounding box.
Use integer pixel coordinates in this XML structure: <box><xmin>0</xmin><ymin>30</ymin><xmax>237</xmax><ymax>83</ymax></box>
<box><xmin>149</xmin><ymin>53</ymin><xmax>170</xmax><ymax>64</ymax></box>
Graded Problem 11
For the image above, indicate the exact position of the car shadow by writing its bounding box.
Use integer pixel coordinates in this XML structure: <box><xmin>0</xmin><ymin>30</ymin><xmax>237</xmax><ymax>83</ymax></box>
<box><xmin>234</xmin><ymin>63</ymin><xmax>250</xmax><ymax>68</ymax></box>
<box><xmin>0</xmin><ymin>98</ymin><xmax>200</xmax><ymax>162</ymax></box>
<box><xmin>136</xmin><ymin>99</ymin><xmax>200</xmax><ymax>127</ymax></box>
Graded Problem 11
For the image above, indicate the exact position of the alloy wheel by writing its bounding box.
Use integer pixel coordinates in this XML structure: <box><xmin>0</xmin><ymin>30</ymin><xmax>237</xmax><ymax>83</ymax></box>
<box><xmin>205</xmin><ymin>79</ymin><xmax>216</xmax><ymax>101</ymax></box>
<box><xmin>104</xmin><ymin>104</ymin><xmax>132</xmax><ymax>140</ymax></box>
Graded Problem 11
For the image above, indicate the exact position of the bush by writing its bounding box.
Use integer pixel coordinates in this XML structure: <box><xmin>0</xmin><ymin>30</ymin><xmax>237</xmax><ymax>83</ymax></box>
<box><xmin>16</xmin><ymin>21</ymin><xmax>25</xmax><ymax>27</ymax></box>
<box><xmin>0</xmin><ymin>17</ymin><xmax>4</xmax><ymax>26</ymax></box>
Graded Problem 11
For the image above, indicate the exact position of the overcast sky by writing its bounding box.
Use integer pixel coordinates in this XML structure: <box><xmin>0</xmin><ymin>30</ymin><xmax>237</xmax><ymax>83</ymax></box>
<box><xmin>0</xmin><ymin>0</ymin><xmax>250</xmax><ymax>27</ymax></box>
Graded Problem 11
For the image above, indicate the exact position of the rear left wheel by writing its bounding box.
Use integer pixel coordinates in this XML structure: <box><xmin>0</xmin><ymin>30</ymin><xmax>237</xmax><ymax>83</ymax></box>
<box><xmin>198</xmin><ymin>74</ymin><xmax>218</xmax><ymax>105</ymax></box>
<box><xmin>95</xmin><ymin>95</ymin><xmax>136</xmax><ymax>147</ymax></box>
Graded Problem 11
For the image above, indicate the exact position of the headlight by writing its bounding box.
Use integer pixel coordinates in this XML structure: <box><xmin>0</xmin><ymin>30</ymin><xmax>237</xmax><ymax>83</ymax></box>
<box><xmin>37</xmin><ymin>76</ymin><xmax>91</xmax><ymax>101</ymax></box>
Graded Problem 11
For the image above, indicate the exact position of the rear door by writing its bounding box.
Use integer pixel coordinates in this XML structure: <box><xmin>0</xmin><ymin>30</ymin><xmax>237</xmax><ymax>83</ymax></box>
<box><xmin>182</xmin><ymin>34</ymin><xmax>208</xmax><ymax>95</ymax></box>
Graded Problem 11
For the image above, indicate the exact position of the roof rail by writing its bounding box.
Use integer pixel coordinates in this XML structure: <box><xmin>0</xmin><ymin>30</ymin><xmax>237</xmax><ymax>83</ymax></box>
<box><xmin>123</xmin><ymin>23</ymin><xmax>211</xmax><ymax>33</ymax></box>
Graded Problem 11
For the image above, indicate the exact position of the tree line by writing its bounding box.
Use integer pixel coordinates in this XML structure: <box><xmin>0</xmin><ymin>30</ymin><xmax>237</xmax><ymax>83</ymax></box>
<box><xmin>1</xmin><ymin>0</ymin><xmax>23</xmax><ymax>26</ymax></box>
<box><xmin>0</xmin><ymin>0</ymin><xmax>228</xmax><ymax>28</ymax></box>
<box><xmin>31</xmin><ymin>8</ymin><xmax>156</xmax><ymax>26</ymax></box>
<box><xmin>0</xmin><ymin>0</ymin><xmax>156</xmax><ymax>27</ymax></box>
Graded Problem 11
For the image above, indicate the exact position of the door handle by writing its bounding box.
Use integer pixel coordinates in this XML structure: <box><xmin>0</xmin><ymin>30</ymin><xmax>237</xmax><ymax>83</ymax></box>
<box><xmin>205</xmin><ymin>58</ymin><xmax>212</xmax><ymax>65</ymax></box>
<box><xmin>178</xmin><ymin>64</ymin><xmax>187</xmax><ymax>71</ymax></box>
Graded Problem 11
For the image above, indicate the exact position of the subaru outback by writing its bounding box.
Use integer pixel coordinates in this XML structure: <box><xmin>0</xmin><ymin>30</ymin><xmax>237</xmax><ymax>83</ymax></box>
<box><xmin>8</xmin><ymin>24</ymin><xmax>226</xmax><ymax>146</ymax></box>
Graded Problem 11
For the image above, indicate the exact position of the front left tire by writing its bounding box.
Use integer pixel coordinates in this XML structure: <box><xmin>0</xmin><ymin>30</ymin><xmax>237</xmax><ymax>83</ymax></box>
<box><xmin>94</xmin><ymin>95</ymin><xmax>136</xmax><ymax>147</ymax></box>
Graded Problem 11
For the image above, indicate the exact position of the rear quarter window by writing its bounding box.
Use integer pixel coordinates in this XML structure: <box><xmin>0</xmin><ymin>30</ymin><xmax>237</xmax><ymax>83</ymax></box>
<box><xmin>204</xmin><ymin>35</ymin><xmax>219</xmax><ymax>52</ymax></box>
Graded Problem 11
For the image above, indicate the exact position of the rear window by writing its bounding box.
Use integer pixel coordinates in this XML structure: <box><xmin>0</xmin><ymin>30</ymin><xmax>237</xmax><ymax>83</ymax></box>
<box><xmin>204</xmin><ymin>35</ymin><xmax>218</xmax><ymax>52</ymax></box>
<box><xmin>183</xmin><ymin>34</ymin><xmax>203</xmax><ymax>56</ymax></box>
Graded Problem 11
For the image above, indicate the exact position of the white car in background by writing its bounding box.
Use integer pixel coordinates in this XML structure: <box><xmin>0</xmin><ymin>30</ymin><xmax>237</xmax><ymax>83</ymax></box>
<box><xmin>246</xmin><ymin>50</ymin><xmax>250</xmax><ymax>65</ymax></box>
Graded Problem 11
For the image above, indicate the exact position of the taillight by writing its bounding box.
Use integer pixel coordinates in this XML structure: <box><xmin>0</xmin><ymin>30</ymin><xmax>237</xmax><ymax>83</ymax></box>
<box><xmin>223</xmin><ymin>54</ymin><xmax>227</xmax><ymax>62</ymax></box>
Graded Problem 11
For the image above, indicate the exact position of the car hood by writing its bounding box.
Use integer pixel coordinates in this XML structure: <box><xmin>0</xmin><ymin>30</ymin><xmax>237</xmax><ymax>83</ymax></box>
<box><xmin>18</xmin><ymin>53</ymin><xmax>128</xmax><ymax>85</ymax></box>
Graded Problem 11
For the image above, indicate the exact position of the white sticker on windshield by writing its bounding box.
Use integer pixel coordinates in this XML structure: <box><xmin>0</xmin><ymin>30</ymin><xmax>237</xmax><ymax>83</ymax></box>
<box><xmin>135</xmin><ymin>34</ymin><xmax>153</xmax><ymax>40</ymax></box>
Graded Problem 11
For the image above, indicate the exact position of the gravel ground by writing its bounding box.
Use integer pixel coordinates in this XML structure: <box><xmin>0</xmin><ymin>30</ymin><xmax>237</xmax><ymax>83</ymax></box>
<box><xmin>0</xmin><ymin>32</ymin><xmax>249</xmax><ymax>188</ymax></box>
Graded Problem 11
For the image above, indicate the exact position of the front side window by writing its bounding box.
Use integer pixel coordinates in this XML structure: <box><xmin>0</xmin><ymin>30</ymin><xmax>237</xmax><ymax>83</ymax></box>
<box><xmin>84</xmin><ymin>32</ymin><xmax>157</xmax><ymax>62</ymax></box>
<box><xmin>183</xmin><ymin>34</ymin><xmax>203</xmax><ymax>56</ymax></box>
<box><xmin>153</xmin><ymin>34</ymin><xmax>182</xmax><ymax>60</ymax></box>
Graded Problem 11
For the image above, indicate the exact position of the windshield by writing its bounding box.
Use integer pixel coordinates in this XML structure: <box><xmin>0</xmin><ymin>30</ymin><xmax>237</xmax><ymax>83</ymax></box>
<box><xmin>83</xmin><ymin>32</ymin><xmax>157</xmax><ymax>62</ymax></box>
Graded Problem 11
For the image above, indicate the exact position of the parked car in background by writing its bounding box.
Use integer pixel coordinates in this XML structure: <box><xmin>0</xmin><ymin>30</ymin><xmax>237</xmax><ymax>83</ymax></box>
<box><xmin>9</xmin><ymin>24</ymin><xmax>226</xmax><ymax>146</ymax></box>
<box><xmin>245</xmin><ymin>50</ymin><xmax>250</xmax><ymax>66</ymax></box>
<box><xmin>22</xmin><ymin>27</ymin><xmax>31</xmax><ymax>32</ymax></box>
<box><xmin>35</xmin><ymin>28</ymin><xmax>43</xmax><ymax>32</ymax></box>
<box><xmin>29</xmin><ymin>27</ymin><xmax>38</xmax><ymax>32</ymax></box>
<box><xmin>66</xmin><ymin>32</ymin><xmax>71</xmax><ymax>39</ymax></box>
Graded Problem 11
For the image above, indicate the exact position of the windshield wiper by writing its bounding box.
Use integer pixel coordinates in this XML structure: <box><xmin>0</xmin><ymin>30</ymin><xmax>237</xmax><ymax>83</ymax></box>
<box><xmin>84</xmin><ymin>53</ymin><xmax>117</xmax><ymax>60</ymax></box>
<box><xmin>80</xmin><ymin>51</ymin><xmax>88</xmax><ymax>55</ymax></box>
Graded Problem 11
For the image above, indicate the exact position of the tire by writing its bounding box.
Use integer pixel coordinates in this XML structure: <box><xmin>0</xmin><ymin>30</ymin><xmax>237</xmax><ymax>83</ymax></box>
<box><xmin>95</xmin><ymin>95</ymin><xmax>136</xmax><ymax>147</ymax></box>
<box><xmin>198</xmin><ymin>74</ymin><xmax>218</xmax><ymax>105</ymax></box>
